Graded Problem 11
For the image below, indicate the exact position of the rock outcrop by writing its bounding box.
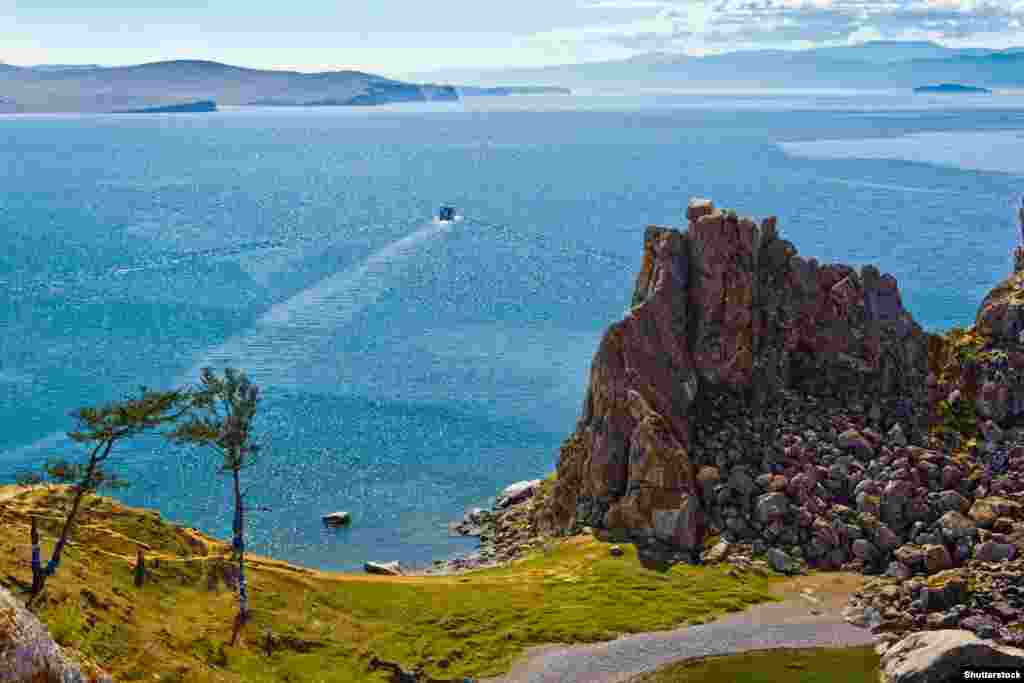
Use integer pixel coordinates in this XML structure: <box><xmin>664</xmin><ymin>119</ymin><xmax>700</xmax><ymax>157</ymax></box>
<box><xmin>0</xmin><ymin>585</ymin><xmax>111</xmax><ymax>683</ymax></box>
<box><xmin>542</xmin><ymin>199</ymin><xmax>929</xmax><ymax>562</ymax></box>
<box><xmin>879</xmin><ymin>629</ymin><xmax>1024</xmax><ymax>683</ymax></box>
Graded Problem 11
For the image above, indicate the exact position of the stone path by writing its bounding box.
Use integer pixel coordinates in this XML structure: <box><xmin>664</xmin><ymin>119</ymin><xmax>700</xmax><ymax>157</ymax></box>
<box><xmin>480</xmin><ymin>573</ymin><xmax>877</xmax><ymax>683</ymax></box>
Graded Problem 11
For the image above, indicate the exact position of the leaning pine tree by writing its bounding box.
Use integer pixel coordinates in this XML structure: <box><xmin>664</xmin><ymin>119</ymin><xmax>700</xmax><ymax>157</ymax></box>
<box><xmin>169</xmin><ymin>367</ymin><xmax>262</xmax><ymax>645</ymax></box>
<box><xmin>26</xmin><ymin>387</ymin><xmax>193</xmax><ymax>606</ymax></box>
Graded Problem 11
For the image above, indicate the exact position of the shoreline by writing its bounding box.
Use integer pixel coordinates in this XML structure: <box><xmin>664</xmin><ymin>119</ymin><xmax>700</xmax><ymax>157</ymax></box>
<box><xmin>0</xmin><ymin>479</ymin><xmax>551</xmax><ymax>579</ymax></box>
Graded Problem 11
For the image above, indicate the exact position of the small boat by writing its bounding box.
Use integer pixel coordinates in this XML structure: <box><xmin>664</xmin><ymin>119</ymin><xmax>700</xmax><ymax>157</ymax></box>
<box><xmin>438</xmin><ymin>205</ymin><xmax>456</xmax><ymax>222</ymax></box>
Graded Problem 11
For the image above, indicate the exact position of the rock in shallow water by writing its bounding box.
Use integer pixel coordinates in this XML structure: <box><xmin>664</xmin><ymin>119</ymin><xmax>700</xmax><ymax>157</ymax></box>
<box><xmin>322</xmin><ymin>511</ymin><xmax>352</xmax><ymax>526</ymax></box>
<box><xmin>365</xmin><ymin>561</ymin><xmax>403</xmax><ymax>576</ymax></box>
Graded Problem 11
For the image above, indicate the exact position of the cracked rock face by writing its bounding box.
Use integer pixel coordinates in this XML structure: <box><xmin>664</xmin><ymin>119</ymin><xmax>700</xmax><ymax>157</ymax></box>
<box><xmin>0</xmin><ymin>585</ymin><xmax>111</xmax><ymax>683</ymax></box>
<box><xmin>544</xmin><ymin>199</ymin><xmax>929</xmax><ymax>554</ymax></box>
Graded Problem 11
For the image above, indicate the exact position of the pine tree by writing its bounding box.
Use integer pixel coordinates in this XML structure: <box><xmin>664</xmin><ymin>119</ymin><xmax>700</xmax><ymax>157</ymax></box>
<box><xmin>26</xmin><ymin>386</ymin><xmax>192</xmax><ymax>606</ymax></box>
<box><xmin>168</xmin><ymin>367</ymin><xmax>262</xmax><ymax>645</ymax></box>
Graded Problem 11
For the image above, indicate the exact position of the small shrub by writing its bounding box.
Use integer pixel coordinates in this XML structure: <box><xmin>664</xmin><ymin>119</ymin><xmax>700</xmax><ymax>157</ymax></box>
<box><xmin>46</xmin><ymin>602</ymin><xmax>85</xmax><ymax>647</ymax></box>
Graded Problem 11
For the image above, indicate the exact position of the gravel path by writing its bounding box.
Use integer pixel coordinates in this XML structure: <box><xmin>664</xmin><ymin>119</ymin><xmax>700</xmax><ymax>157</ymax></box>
<box><xmin>481</xmin><ymin>574</ymin><xmax>877</xmax><ymax>683</ymax></box>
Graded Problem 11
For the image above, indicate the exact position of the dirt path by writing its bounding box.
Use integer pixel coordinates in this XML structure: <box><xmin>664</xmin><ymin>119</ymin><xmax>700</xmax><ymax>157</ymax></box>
<box><xmin>480</xmin><ymin>572</ymin><xmax>876</xmax><ymax>683</ymax></box>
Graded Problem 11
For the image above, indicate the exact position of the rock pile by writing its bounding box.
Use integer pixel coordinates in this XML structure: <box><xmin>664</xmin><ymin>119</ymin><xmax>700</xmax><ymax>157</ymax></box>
<box><xmin>429</xmin><ymin>480</ymin><xmax>550</xmax><ymax>575</ymax></box>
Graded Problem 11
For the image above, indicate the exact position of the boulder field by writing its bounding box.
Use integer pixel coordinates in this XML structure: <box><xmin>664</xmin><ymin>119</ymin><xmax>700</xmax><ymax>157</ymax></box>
<box><xmin>533</xmin><ymin>199</ymin><xmax>1024</xmax><ymax>673</ymax></box>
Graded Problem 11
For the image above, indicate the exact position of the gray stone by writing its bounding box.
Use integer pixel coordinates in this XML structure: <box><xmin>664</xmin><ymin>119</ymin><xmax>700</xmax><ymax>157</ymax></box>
<box><xmin>497</xmin><ymin>479</ymin><xmax>541</xmax><ymax>508</ymax></box>
<box><xmin>364</xmin><ymin>560</ymin><xmax>404</xmax><ymax>576</ymax></box>
<box><xmin>888</xmin><ymin>423</ymin><xmax>908</xmax><ymax>447</ymax></box>
<box><xmin>767</xmin><ymin>547</ymin><xmax>799</xmax><ymax>574</ymax></box>
<box><xmin>852</xmin><ymin>538</ymin><xmax>880</xmax><ymax>562</ymax></box>
<box><xmin>703</xmin><ymin>539</ymin><xmax>732</xmax><ymax>563</ymax></box>
<box><xmin>922</xmin><ymin>544</ymin><xmax>953</xmax><ymax>574</ymax></box>
<box><xmin>755</xmin><ymin>492</ymin><xmax>790</xmax><ymax>524</ymax></box>
<box><xmin>880</xmin><ymin>630</ymin><xmax>1024</xmax><ymax>683</ymax></box>
<box><xmin>937</xmin><ymin>511</ymin><xmax>977</xmax><ymax>542</ymax></box>
<box><xmin>0</xmin><ymin>585</ymin><xmax>112</xmax><ymax>682</ymax></box>
<box><xmin>974</xmin><ymin>541</ymin><xmax>1017</xmax><ymax>563</ymax></box>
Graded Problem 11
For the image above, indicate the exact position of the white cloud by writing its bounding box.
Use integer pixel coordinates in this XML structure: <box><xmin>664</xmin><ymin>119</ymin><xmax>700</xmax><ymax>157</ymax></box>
<box><xmin>539</xmin><ymin>0</ymin><xmax>1024</xmax><ymax>55</ymax></box>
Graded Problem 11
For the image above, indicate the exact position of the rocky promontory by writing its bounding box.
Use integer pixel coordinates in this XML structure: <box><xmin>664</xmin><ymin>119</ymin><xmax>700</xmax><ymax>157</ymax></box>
<box><xmin>532</xmin><ymin>198</ymin><xmax>1024</xmax><ymax>668</ymax></box>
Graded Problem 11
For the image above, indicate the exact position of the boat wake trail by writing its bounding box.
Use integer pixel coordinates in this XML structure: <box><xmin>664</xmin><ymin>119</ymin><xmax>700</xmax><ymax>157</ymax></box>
<box><xmin>178</xmin><ymin>219</ymin><xmax>455</xmax><ymax>386</ymax></box>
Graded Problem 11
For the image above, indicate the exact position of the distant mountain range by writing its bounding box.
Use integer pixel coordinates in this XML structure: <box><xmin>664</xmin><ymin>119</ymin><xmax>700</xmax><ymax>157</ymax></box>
<box><xmin>406</xmin><ymin>41</ymin><xmax>1024</xmax><ymax>90</ymax></box>
<box><xmin>0</xmin><ymin>60</ymin><xmax>569</xmax><ymax>113</ymax></box>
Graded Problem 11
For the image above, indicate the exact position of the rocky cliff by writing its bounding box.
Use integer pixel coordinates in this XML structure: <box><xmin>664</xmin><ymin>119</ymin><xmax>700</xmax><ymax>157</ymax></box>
<box><xmin>539</xmin><ymin>198</ymin><xmax>1024</xmax><ymax>651</ymax></box>
<box><xmin>541</xmin><ymin>199</ymin><xmax>930</xmax><ymax>561</ymax></box>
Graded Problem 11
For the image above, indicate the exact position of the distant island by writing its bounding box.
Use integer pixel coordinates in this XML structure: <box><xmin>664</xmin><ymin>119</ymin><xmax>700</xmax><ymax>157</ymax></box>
<box><xmin>913</xmin><ymin>83</ymin><xmax>992</xmax><ymax>94</ymax></box>
<box><xmin>457</xmin><ymin>86</ymin><xmax>571</xmax><ymax>96</ymax></box>
<box><xmin>0</xmin><ymin>60</ymin><xmax>573</xmax><ymax>113</ymax></box>
<box><xmin>407</xmin><ymin>41</ymin><xmax>1024</xmax><ymax>92</ymax></box>
<box><xmin>118</xmin><ymin>100</ymin><xmax>217</xmax><ymax>113</ymax></box>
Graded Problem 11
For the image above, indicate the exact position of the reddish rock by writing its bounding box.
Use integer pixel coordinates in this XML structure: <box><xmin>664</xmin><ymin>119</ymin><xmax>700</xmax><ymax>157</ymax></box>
<box><xmin>974</xmin><ymin>541</ymin><xmax>1017</xmax><ymax>563</ymax></box>
<box><xmin>544</xmin><ymin>198</ymin><xmax>929</xmax><ymax>554</ymax></box>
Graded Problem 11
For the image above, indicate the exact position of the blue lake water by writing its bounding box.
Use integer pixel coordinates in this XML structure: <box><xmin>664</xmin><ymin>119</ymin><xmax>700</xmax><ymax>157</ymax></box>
<box><xmin>2</xmin><ymin>93</ymin><xmax>1024</xmax><ymax>571</ymax></box>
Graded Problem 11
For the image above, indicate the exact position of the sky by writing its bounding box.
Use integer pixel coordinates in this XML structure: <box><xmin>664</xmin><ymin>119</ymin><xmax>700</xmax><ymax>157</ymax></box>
<box><xmin>3</xmin><ymin>0</ymin><xmax>1024</xmax><ymax>76</ymax></box>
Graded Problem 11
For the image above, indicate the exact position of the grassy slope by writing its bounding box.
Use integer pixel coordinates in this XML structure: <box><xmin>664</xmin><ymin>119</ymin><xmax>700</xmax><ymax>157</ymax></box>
<box><xmin>632</xmin><ymin>646</ymin><xmax>881</xmax><ymax>683</ymax></box>
<box><xmin>0</xmin><ymin>486</ymin><xmax>780</xmax><ymax>682</ymax></box>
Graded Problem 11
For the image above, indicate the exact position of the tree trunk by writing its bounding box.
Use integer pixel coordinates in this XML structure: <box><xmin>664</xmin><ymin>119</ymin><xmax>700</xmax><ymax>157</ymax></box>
<box><xmin>28</xmin><ymin>452</ymin><xmax>101</xmax><ymax>606</ymax></box>
<box><xmin>30</xmin><ymin>517</ymin><xmax>43</xmax><ymax>596</ymax></box>
<box><xmin>134</xmin><ymin>548</ymin><xmax>146</xmax><ymax>587</ymax></box>
<box><xmin>229</xmin><ymin>467</ymin><xmax>247</xmax><ymax>645</ymax></box>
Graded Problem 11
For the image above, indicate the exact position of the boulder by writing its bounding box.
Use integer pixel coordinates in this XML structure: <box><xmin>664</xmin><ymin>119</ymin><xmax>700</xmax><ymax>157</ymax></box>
<box><xmin>880</xmin><ymin>630</ymin><xmax>1024</xmax><ymax>683</ymax></box>
<box><xmin>894</xmin><ymin>545</ymin><xmax>925</xmax><ymax>570</ymax></box>
<box><xmin>497</xmin><ymin>479</ymin><xmax>541</xmax><ymax>508</ymax></box>
<box><xmin>959</xmin><ymin>615</ymin><xmax>1002</xmax><ymax>640</ymax></box>
<box><xmin>970</xmin><ymin>497</ymin><xmax>1023</xmax><ymax>529</ymax></box>
<box><xmin>936</xmin><ymin>490</ymin><xmax>969</xmax><ymax>515</ymax></box>
<box><xmin>322</xmin><ymin>511</ymin><xmax>352</xmax><ymax>527</ymax></box>
<box><xmin>0</xmin><ymin>585</ymin><xmax>112</xmax><ymax>682</ymax></box>
<box><xmin>920</xmin><ymin>575</ymin><xmax>968</xmax><ymax>612</ymax></box>
<box><xmin>922</xmin><ymin>545</ymin><xmax>953</xmax><ymax>574</ymax></box>
<box><xmin>703</xmin><ymin>539</ymin><xmax>732</xmax><ymax>563</ymax></box>
<box><xmin>974</xmin><ymin>541</ymin><xmax>1017</xmax><ymax>563</ymax></box>
<box><xmin>755</xmin><ymin>492</ymin><xmax>790</xmax><ymax>524</ymax></box>
<box><xmin>852</xmin><ymin>538</ymin><xmax>880</xmax><ymax>562</ymax></box>
<box><xmin>937</xmin><ymin>511</ymin><xmax>977</xmax><ymax>543</ymax></box>
<box><xmin>876</xmin><ymin>525</ymin><xmax>901</xmax><ymax>552</ymax></box>
<box><xmin>364</xmin><ymin>561</ymin><xmax>404</xmax><ymax>576</ymax></box>
<box><xmin>767</xmin><ymin>547</ymin><xmax>800</xmax><ymax>574</ymax></box>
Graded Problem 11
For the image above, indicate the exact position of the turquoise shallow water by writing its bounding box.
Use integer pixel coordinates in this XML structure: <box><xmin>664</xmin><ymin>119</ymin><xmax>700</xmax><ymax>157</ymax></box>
<box><xmin>2</xmin><ymin>94</ymin><xmax>1024</xmax><ymax>571</ymax></box>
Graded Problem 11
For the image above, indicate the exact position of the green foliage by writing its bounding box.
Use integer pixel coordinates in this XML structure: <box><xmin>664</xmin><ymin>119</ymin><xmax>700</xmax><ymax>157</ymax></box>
<box><xmin>4</xmin><ymin>487</ymin><xmax>785</xmax><ymax>683</ymax></box>
<box><xmin>168</xmin><ymin>367</ymin><xmax>261</xmax><ymax>474</ymax></box>
<box><xmin>26</xmin><ymin>385</ymin><xmax>195</xmax><ymax>604</ymax></box>
<box><xmin>191</xmin><ymin>637</ymin><xmax>230</xmax><ymax>667</ymax></box>
<box><xmin>167</xmin><ymin>367</ymin><xmax>264</xmax><ymax>644</ymax></box>
<box><xmin>45</xmin><ymin>601</ymin><xmax>86</xmax><ymax>647</ymax></box>
<box><xmin>938</xmin><ymin>396</ymin><xmax>978</xmax><ymax>439</ymax></box>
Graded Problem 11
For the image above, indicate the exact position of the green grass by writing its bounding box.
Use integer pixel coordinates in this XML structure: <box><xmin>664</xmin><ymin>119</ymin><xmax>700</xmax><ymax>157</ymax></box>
<box><xmin>633</xmin><ymin>646</ymin><xmax>881</xmax><ymax>683</ymax></box>
<box><xmin>0</xmin><ymin>487</ymin><xmax>783</xmax><ymax>682</ymax></box>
